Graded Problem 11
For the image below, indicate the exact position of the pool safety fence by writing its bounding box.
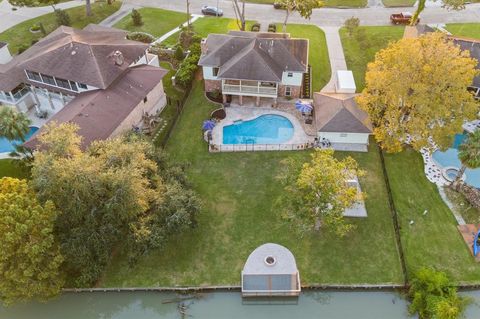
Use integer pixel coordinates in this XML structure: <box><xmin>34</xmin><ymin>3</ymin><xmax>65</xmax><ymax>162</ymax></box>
<box><xmin>209</xmin><ymin>142</ymin><xmax>314</xmax><ymax>152</ymax></box>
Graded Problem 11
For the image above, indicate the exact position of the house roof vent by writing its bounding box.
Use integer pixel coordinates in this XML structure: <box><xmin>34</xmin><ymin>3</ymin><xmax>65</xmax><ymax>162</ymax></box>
<box><xmin>113</xmin><ymin>50</ymin><xmax>124</xmax><ymax>66</ymax></box>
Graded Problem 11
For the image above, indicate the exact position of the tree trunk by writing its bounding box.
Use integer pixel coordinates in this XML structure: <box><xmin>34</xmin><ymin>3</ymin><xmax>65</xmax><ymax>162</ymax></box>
<box><xmin>451</xmin><ymin>165</ymin><xmax>466</xmax><ymax>190</ymax></box>
<box><xmin>86</xmin><ymin>0</ymin><xmax>92</xmax><ymax>17</ymax></box>
<box><xmin>282</xmin><ymin>9</ymin><xmax>290</xmax><ymax>33</ymax></box>
<box><xmin>410</xmin><ymin>0</ymin><xmax>425</xmax><ymax>26</ymax></box>
<box><xmin>186</xmin><ymin>0</ymin><xmax>190</xmax><ymax>28</ymax></box>
<box><xmin>241</xmin><ymin>0</ymin><xmax>245</xmax><ymax>31</ymax></box>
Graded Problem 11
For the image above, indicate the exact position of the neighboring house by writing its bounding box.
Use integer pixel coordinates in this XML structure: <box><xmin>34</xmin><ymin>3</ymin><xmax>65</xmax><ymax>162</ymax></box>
<box><xmin>314</xmin><ymin>93</ymin><xmax>372</xmax><ymax>152</ymax></box>
<box><xmin>404</xmin><ymin>25</ymin><xmax>480</xmax><ymax>99</ymax></box>
<box><xmin>198</xmin><ymin>31</ymin><xmax>309</xmax><ymax>106</ymax></box>
<box><xmin>0</xmin><ymin>24</ymin><xmax>167</xmax><ymax>149</ymax></box>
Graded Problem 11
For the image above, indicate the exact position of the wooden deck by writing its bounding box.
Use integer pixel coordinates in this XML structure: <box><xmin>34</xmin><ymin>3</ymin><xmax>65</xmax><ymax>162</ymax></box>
<box><xmin>457</xmin><ymin>224</ymin><xmax>480</xmax><ymax>262</ymax></box>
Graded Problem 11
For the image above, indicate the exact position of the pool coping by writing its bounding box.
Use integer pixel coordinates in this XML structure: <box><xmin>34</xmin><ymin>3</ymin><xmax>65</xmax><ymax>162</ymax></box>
<box><xmin>210</xmin><ymin>106</ymin><xmax>314</xmax><ymax>152</ymax></box>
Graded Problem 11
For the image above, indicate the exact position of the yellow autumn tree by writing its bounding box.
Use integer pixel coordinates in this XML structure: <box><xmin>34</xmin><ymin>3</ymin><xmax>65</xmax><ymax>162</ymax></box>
<box><xmin>357</xmin><ymin>32</ymin><xmax>479</xmax><ymax>153</ymax></box>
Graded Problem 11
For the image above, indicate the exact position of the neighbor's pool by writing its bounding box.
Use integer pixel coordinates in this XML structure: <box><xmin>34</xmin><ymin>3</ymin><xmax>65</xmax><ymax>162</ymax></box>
<box><xmin>223</xmin><ymin>114</ymin><xmax>294</xmax><ymax>144</ymax></box>
<box><xmin>0</xmin><ymin>126</ymin><xmax>39</xmax><ymax>153</ymax></box>
<box><xmin>432</xmin><ymin>133</ymin><xmax>480</xmax><ymax>188</ymax></box>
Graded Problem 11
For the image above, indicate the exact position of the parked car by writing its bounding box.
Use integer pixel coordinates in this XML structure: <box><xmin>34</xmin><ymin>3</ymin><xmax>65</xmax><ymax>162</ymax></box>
<box><xmin>201</xmin><ymin>5</ymin><xmax>223</xmax><ymax>16</ymax></box>
<box><xmin>390</xmin><ymin>12</ymin><xmax>419</xmax><ymax>25</ymax></box>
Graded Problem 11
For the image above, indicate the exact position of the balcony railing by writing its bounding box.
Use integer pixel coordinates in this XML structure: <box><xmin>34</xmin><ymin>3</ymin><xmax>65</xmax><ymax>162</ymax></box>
<box><xmin>222</xmin><ymin>83</ymin><xmax>278</xmax><ymax>97</ymax></box>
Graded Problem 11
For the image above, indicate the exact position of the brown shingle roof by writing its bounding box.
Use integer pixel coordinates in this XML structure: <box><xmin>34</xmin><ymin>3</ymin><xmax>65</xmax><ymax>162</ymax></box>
<box><xmin>25</xmin><ymin>65</ymin><xmax>167</xmax><ymax>150</ymax></box>
<box><xmin>314</xmin><ymin>93</ymin><xmax>372</xmax><ymax>134</ymax></box>
<box><xmin>198</xmin><ymin>31</ymin><xmax>308</xmax><ymax>82</ymax></box>
<box><xmin>0</xmin><ymin>24</ymin><xmax>148</xmax><ymax>91</ymax></box>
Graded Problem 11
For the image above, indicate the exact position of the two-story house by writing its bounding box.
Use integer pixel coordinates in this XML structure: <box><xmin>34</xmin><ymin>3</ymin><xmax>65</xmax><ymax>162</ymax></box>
<box><xmin>198</xmin><ymin>31</ymin><xmax>309</xmax><ymax>106</ymax></box>
<box><xmin>0</xmin><ymin>24</ymin><xmax>167</xmax><ymax>149</ymax></box>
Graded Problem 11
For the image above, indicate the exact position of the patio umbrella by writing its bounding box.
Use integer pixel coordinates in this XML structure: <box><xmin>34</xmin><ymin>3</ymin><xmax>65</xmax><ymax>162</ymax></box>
<box><xmin>295</xmin><ymin>100</ymin><xmax>313</xmax><ymax>113</ymax></box>
<box><xmin>202</xmin><ymin>120</ymin><xmax>216</xmax><ymax>131</ymax></box>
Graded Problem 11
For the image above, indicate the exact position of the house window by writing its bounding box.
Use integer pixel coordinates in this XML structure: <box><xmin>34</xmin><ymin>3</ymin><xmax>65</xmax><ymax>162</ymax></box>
<box><xmin>287</xmin><ymin>72</ymin><xmax>293</xmax><ymax>78</ymax></box>
<box><xmin>285</xmin><ymin>86</ymin><xmax>292</xmax><ymax>96</ymax></box>
<box><xmin>143</xmin><ymin>96</ymin><xmax>148</xmax><ymax>103</ymax></box>
<box><xmin>212</xmin><ymin>67</ymin><xmax>219</xmax><ymax>77</ymax></box>
<box><xmin>78</xmin><ymin>83</ymin><xmax>88</xmax><ymax>90</ymax></box>
<box><xmin>56</xmin><ymin>78</ymin><xmax>71</xmax><ymax>90</ymax></box>
<box><xmin>69</xmin><ymin>81</ymin><xmax>78</xmax><ymax>91</ymax></box>
<box><xmin>26</xmin><ymin>70</ymin><xmax>42</xmax><ymax>82</ymax></box>
<box><xmin>41</xmin><ymin>74</ymin><xmax>56</xmax><ymax>86</ymax></box>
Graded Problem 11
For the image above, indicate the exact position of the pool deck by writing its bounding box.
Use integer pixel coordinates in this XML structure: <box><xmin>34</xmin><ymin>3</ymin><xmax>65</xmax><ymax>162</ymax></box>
<box><xmin>210</xmin><ymin>106</ymin><xmax>315</xmax><ymax>152</ymax></box>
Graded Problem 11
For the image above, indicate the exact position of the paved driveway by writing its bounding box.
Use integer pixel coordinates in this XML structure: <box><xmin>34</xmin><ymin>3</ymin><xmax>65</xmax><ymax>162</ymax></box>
<box><xmin>0</xmin><ymin>0</ymin><xmax>83</xmax><ymax>33</ymax></box>
<box><xmin>126</xmin><ymin>0</ymin><xmax>480</xmax><ymax>26</ymax></box>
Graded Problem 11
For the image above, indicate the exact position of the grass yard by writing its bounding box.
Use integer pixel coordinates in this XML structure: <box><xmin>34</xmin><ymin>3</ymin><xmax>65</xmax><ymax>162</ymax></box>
<box><xmin>154</xmin><ymin>16</ymin><xmax>256</xmax><ymax>46</ymax></box>
<box><xmin>113</xmin><ymin>8</ymin><xmax>188</xmax><ymax>38</ymax></box>
<box><xmin>0</xmin><ymin>159</ymin><xmax>30</xmax><ymax>179</ymax></box>
<box><xmin>446</xmin><ymin>23</ymin><xmax>480</xmax><ymax>39</ymax></box>
<box><xmin>0</xmin><ymin>1</ymin><xmax>122</xmax><ymax>55</ymax></box>
<box><xmin>384</xmin><ymin>149</ymin><xmax>480</xmax><ymax>283</ymax></box>
<box><xmin>278</xmin><ymin>24</ymin><xmax>331</xmax><ymax>92</ymax></box>
<box><xmin>245</xmin><ymin>0</ymin><xmax>368</xmax><ymax>7</ymax></box>
<box><xmin>101</xmin><ymin>81</ymin><xmax>403</xmax><ymax>287</ymax></box>
<box><xmin>340</xmin><ymin>26</ymin><xmax>405</xmax><ymax>91</ymax></box>
<box><xmin>382</xmin><ymin>0</ymin><xmax>415</xmax><ymax>7</ymax></box>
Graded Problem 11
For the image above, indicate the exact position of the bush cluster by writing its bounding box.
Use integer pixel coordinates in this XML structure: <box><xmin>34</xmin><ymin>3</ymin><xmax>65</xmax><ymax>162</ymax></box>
<box><xmin>174</xmin><ymin>42</ymin><xmax>201</xmax><ymax>88</ymax></box>
<box><xmin>268</xmin><ymin>23</ymin><xmax>276</xmax><ymax>33</ymax></box>
<box><xmin>251</xmin><ymin>23</ymin><xmax>261</xmax><ymax>32</ymax></box>
<box><xmin>127</xmin><ymin>31</ymin><xmax>155</xmax><ymax>43</ymax></box>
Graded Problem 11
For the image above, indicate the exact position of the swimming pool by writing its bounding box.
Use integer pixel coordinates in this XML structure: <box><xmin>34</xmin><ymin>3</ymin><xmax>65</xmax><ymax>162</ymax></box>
<box><xmin>0</xmin><ymin>126</ymin><xmax>39</xmax><ymax>153</ymax></box>
<box><xmin>223</xmin><ymin>114</ymin><xmax>294</xmax><ymax>144</ymax></box>
<box><xmin>432</xmin><ymin>133</ymin><xmax>480</xmax><ymax>188</ymax></box>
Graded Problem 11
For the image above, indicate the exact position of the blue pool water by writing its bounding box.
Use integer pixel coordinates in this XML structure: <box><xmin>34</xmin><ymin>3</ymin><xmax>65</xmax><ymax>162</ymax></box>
<box><xmin>223</xmin><ymin>114</ymin><xmax>294</xmax><ymax>144</ymax></box>
<box><xmin>432</xmin><ymin>133</ymin><xmax>480</xmax><ymax>188</ymax></box>
<box><xmin>0</xmin><ymin>126</ymin><xmax>39</xmax><ymax>153</ymax></box>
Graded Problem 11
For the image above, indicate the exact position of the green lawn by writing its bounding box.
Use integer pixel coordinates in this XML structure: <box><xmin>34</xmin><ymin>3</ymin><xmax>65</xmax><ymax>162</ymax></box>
<box><xmin>340</xmin><ymin>26</ymin><xmax>405</xmax><ymax>91</ymax></box>
<box><xmin>0</xmin><ymin>159</ymin><xmax>30</xmax><ymax>179</ymax></box>
<box><xmin>0</xmin><ymin>1</ymin><xmax>122</xmax><ymax>55</ymax></box>
<box><xmin>279</xmin><ymin>24</ymin><xmax>331</xmax><ymax>92</ymax></box>
<box><xmin>245</xmin><ymin>0</ymin><xmax>367</xmax><ymax>7</ymax></box>
<box><xmin>113</xmin><ymin>7</ymin><xmax>188</xmax><ymax>38</ymax></box>
<box><xmin>382</xmin><ymin>0</ymin><xmax>415</xmax><ymax>7</ymax></box>
<box><xmin>384</xmin><ymin>149</ymin><xmax>480</xmax><ymax>283</ymax></box>
<box><xmin>446</xmin><ymin>23</ymin><xmax>480</xmax><ymax>39</ymax></box>
<box><xmin>101</xmin><ymin>81</ymin><xmax>403</xmax><ymax>287</ymax></box>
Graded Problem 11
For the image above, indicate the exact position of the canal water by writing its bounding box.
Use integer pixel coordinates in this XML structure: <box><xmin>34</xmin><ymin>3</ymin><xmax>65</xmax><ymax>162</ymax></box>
<box><xmin>1</xmin><ymin>290</ymin><xmax>479</xmax><ymax>319</ymax></box>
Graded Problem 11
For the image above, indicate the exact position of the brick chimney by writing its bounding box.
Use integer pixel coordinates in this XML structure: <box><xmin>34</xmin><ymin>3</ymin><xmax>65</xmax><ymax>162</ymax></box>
<box><xmin>201</xmin><ymin>38</ymin><xmax>208</xmax><ymax>55</ymax></box>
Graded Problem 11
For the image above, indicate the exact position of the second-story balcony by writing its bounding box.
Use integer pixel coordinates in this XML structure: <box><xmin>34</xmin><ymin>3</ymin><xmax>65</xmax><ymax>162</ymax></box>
<box><xmin>222</xmin><ymin>80</ymin><xmax>278</xmax><ymax>98</ymax></box>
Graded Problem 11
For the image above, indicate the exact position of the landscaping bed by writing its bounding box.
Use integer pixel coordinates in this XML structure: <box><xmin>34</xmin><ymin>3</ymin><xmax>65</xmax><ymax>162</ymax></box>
<box><xmin>101</xmin><ymin>81</ymin><xmax>403</xmax><ymax>287</ymax></box>
<box><xmin>0</xmin><ymin>1</ymin><xmax>122</xmax><ymax>55</ymax></box>
<box><xmin>340</xmin><ymin>26</ymin><xmax>405</xmax><ymax>91</ymax></box>
<box><xmin>245</xmin><ymin>0</ymin><xmax>368</xmax><ymax>8</ymax></box>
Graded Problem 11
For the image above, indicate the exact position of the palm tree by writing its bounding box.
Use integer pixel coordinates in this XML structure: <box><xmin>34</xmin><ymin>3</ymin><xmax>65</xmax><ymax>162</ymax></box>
<box><xmin>0</xmin><ymin>106</ymin><xmax>31</xmax><ymax>142</ymax></box>
<box><xmin>453</xmin><ymin>130</ymin><xmax>480</xmax><ymax>187</ymax></box>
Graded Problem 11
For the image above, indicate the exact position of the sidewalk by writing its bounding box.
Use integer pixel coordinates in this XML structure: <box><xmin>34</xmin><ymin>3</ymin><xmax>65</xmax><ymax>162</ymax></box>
<box><xmin>0</xmin><ymin>0</ymin><xmax>83</xmax><ymax>33</ymax></box>
<box><xmin>320</xmin><ymin>26</ymin><xmax>347</xmax><ymax>93</ymax></box>
<box><xmin>99</xmin><ymin>2</ymin><xmax>138</xmax><ymax>27</ymax></box>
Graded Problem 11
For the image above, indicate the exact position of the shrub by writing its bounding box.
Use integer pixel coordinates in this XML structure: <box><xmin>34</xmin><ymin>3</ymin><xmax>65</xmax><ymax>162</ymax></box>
<box><xmin>30</xmin><ymin>24</ymin><xmax>41</xmax><ymax>32</ymax></box>
<box><xmin>131</xmin><ymin>8</ymin><xmax>143</xmax><ymax>26</ymax></box>
<box><xmin>174</xmin><ymin>45</ymin><xmax>184</xmax><ymax>61</ymax></box>
<box><xmin>17</xmin><ymin>44</ymin><xmax>30</xmax><ymax>54</ymax></box>
<box><xmin>344</xmin><ymin>17</ymin><xmax>360</xmax><ymax>37</ymax></box>
<box><xmin>175</xmin><ymin>43</ymin><xmax>201</xmax><ymax>88</ymax></box>
<box><xmin>251</xmin><ymin>23</ymin><xmax>261</xmax><ymax>32</ymax></box>
<box><xmin>268</xmin><ymin>23</ymin><xmax>277</xmax><ymax>33</ymax></box>
<box><xmin>55</xmin><ymin>9</ymin><xmax>71</xmax><ymax>27</ymax></box>
<box><xmin>127</xmin><ymin>32</ymin><xmax>155</xmax><ymax>43</ymax></box>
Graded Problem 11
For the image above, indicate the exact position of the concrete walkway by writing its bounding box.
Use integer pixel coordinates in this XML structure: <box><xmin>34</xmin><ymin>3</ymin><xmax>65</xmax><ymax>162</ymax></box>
<box><xmin>99</xmin><ymin>2</ymin><xmax>138</xmax><ymax>27</ymax></box>
<box><xmin>153</xmin><ymin>14</ymin><xmax>203</xmax><ymax>44</ymax></box>
<box><xmin>320</xmin><ymin>26</ymin><xmax>347</xmax><ymax>93</ymax></box>
<box><xmin>0</xmin><ymin>0</ymin><xmax>83</xmax><ymax>33</ymax></box>
<box><xmin>124</xmin><ymin>0</ymin><xmax>480</xmax><ymax>27</ymax></box>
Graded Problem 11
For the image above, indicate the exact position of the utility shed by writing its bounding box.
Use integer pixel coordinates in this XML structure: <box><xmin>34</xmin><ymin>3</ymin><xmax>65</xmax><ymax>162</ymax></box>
<box><xmin>241</xmin><ymin>243</ymin><xmax>301</xmax><ymax>297</ymax></box>
<box><xmin>335</xmin><ymin>70</ymin><xmax>356</xmax><ymax>93</ymax></box>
